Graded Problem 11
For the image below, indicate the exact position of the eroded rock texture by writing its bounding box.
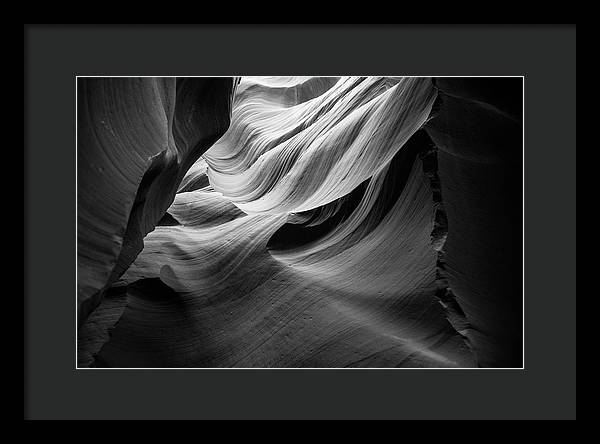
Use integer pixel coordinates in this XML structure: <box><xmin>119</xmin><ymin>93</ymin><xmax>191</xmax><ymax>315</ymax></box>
<box><xmin>77</xmin><ymin>77</ymin><xmax>238</xmax><ymax>325</ymax></box>
<box><xmin>77</xmin><ymin>76</ymin><xmax>522</xmax><ymax>368</ymax></box>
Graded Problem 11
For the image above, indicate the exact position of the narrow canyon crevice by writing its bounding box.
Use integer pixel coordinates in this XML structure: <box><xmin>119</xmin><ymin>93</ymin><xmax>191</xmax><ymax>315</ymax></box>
<box><xmin>419</xmin><ymin>139</ymin><xmax>477</xmax><ymax>365</ymax></box>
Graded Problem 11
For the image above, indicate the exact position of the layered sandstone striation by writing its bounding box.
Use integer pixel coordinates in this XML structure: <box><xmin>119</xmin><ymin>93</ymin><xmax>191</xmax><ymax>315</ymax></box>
<box><xmin>77</xmin><ymin>76</ymin><xmax>522</xmax><ymax>368</ymax></box>
<box><xmin>77</xmin><ymin>77</ymin><xmax>238</xmax><ymax>325</ymax></box>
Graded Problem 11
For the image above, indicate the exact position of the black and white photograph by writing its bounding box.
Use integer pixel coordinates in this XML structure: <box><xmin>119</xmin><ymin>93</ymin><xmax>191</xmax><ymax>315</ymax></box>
<box><xmin>76</xmin><ymin>76</ymin><xmax>524</xmax><ymax>369</ymax></box>
<box><xmin>25</xmin><ymin>24</ymin><xmax>576</xmax><ymax>420</ymax></box>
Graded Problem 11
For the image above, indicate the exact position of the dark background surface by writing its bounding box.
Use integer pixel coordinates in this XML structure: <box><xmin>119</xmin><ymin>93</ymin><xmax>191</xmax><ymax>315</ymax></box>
<box><xmin>24</xmin><ymin>25</ymin><xmax>576</xmax><ymax>419</ymax></box>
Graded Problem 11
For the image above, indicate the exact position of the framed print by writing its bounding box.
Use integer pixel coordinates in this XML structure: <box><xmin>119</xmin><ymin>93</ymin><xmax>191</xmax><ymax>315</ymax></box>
<box><xmin>25</xmin><ymin>24</ymin><xmax>576</xmax><ymax>420</ymax></box>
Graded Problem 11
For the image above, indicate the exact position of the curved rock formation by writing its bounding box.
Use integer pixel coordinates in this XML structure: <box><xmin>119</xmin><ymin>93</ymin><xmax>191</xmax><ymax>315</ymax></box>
<box><xmin>77</xmin><ymin>76</ymin><xmax>522</xmax><ymax>368</ymax></box>
<box><xmin>425</xmin><ymin>77</ymin><xmax>523</xmax><ymax>367</ymax></box>
<box><xmin>77</xmin><ymin>77</ymin><xmax>238</xmax><ymax>325</ymax></box>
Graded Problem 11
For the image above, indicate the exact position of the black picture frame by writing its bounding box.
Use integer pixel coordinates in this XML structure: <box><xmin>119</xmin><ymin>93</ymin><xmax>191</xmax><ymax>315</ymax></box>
<box><xmin>24</xmin><ymin>24</ymin><xmax>576</xmax><ymax>420</ymax></box>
